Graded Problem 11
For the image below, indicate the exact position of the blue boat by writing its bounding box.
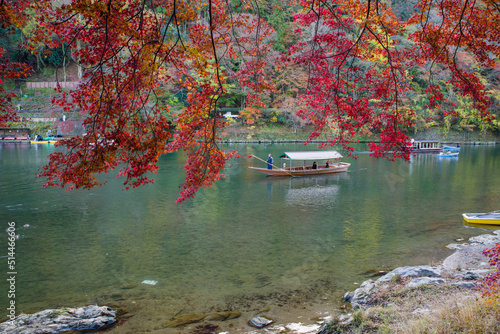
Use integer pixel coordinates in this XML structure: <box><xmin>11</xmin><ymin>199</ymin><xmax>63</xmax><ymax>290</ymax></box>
<box><xmin>437</xmin><ymin>151</ymin><xmax>459</xmax><ymax>158</ymax></box>
<box><xmin>443</xmin><ymin>145</ymin><xmax>460</xmax><ymax>152</ymax></box>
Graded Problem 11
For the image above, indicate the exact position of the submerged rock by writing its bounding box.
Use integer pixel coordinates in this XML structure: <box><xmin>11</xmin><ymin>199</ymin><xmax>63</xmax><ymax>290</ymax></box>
<box><xmin>0</xmin><ymin>305</ymin><xmax>116</xmax><ymax>334</ymax></box>
<box><xmin>255</xmin><ymin>305</ymin><xmax>271</xmax><ymax>314</ymax></box>
<box><xmin>165</xmin><ymin>311</ymin><xmax>241</xmax><ymax>327</ymax></box>
<box><xmin>205</xmin><ymin>311</ymin><xmax>241</xmax><ymax>321</ymax></box>
<box><xmin>165</xmin><ymin>313</ymin><xmax>208</xmax><ymax>327</ymax></box>
<box><xmin>360</xmin><ymin>268</ymin><xmax>391</xmax><ymax>278</ymax></box>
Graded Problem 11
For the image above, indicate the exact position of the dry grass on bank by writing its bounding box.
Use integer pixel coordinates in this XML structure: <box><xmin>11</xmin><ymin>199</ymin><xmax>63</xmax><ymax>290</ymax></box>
<box><xmin>328</xmin><ymin>281</ymin><xmax>500</xmax><ymax>334</ymax></box>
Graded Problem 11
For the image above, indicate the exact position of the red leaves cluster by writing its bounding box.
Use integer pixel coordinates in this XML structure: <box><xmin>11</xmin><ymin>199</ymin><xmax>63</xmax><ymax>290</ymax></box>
<box><xmin>287</xmin><ymin>0</ymin><xmax>414</xmax><ymax>161</ymax></box>
<box><xmin>36</xmin><ymin>0</ymin><xmax>175</xmax><ymax>192</ymax></box>
<box><xmin>165</xmin><ymin>79</ymin><xmax>238</xmax><ymax>202</ymax></box>
<box><xmin>479</xmin><ymin>244</ymin><xmax>500</xmax><ymax>301</ymax></box>
<box><xmin>425</xmin><ymin>85</ymin><xmax>445</xmax><ymax>109</ymax></box>
<box><xmin>34</xmin><ymin>0</ymin><xmax>260</xmax><ymax>202</ymax></box>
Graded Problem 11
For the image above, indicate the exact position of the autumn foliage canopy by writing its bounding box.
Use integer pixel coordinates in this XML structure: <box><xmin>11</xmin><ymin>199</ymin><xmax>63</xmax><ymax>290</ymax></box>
<box><xmin>0</xmin><ymin>0</ymin><xmax>498</xmax><ymax>202</ymax></box>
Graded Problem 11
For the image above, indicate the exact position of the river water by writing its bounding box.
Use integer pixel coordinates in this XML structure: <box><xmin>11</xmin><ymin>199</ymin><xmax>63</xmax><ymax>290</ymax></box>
<box><xmin>1</xmin><ymin>142</ymin><xmax>499</xmax><ymax>332</ymax></box>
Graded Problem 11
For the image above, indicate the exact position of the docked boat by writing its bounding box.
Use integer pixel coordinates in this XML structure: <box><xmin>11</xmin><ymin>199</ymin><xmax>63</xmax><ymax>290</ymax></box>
<box><xmin>410</xmin><ymin>139</ymin><xmax>443</xmax><ymax>153</ymax></box>
<box><xmin>462</xmin><ymin>211</ymin><xmax>500</xmax><ymax>225</ymax></box>
<box><xmin>30</xmin><ymin>140</ymin><xmax>57</xmax><ymax>144</ymax></box>
<box><xmin>249</xmin><ymin>151</ymin><xmax>350</xmax><ymax>176</ymax></box>
<box><xmin>443</xmin><ymin>145</ymin><xmax>460</xmax><ymax>152</ymax></box>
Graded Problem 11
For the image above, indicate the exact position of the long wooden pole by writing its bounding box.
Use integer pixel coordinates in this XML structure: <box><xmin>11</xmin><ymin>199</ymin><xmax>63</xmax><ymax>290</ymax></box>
<box><xmin>250</xmin><ymin>154</ymin><xmax>295</xmax><ymax>177</ymax></box>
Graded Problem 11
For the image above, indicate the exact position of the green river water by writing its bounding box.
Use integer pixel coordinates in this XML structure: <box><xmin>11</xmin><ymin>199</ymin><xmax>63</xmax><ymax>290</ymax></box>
<box><xmin>0</xmin><ymin>142</ymin><xmax>499</xmax><ymax>333</ymax></box>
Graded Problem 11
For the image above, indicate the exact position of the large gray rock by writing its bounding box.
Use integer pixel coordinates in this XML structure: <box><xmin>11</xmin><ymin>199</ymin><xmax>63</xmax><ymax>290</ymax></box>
<box><xmin>443</xmin><ymin>232</ymin><xmax>500</xmax><ymax>270</ymax></box>
<box><xmin>451</xmin><ymin>281</ymin><xmax>476</xmax><ymax>289</ymax></box>
<box><xmin>462</xmin><ymin>271</ymin><xmax>485</xmax><ymax>280</ymax></box>
<box><xmin>377</xmin><ymin>265</ymin><xmax>442</xmax><ymax>283</ymax></box>
<box><xmin>406</xmin><ymin>277</ymin><xmax>446</xmax><ymax>287</ymax></box>
<box><xmin>344</xmin><ymin>279</ymin><xmax>377</xmax><ymax>309</ymax></box>
<box><xmin>0</xmin><ymin>305</ymin><xmax>116</xmax><ymax>334</ymax></box>
<box><xmin>345</xmin><ymin>265</ymin><xmax>444</xmax><ymax>309</ymax></box>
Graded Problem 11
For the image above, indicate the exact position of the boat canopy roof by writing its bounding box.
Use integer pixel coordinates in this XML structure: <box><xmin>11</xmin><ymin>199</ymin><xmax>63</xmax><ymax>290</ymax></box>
<box><xmin>278</xmin><ymin>151</ymin><xmax>342</xmax><ymax>161</ymax></box>
<box><xmin>411</xmin><ymin>139</ymin><xmax>440</xmax><ymax>143</ymax></box>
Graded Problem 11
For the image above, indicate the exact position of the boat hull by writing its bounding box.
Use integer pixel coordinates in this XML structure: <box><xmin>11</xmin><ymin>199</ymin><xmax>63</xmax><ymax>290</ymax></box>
<box><xmin>412</xmin><ymin>148</ymin><xmax>443</xmax><ymax>153</ymax></box>
<box><xmin>249</xmin><ymin>162</ymin><xmax>351</xmax><ymax>176</ymax></box>
<box><xmin>438</xmin><ymin>153</ymin><xmax>459</xmax><ymax>157</ymax></box>
<box><xmin>463</xmin><ymin>213</ymin><xmax>500</xmax><ymax>225</ymax></box>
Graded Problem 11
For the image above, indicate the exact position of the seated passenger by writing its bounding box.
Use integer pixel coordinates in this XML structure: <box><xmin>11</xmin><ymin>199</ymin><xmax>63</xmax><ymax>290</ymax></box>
<box><xmin>325</xmin><ymin>161</ymin><xmax>330</xmax><ymax>168</ymax></box>
<box><xmin>312</xmin><ymin>162</ymin><xmax>317</xmax><ymax>169</ymax></box>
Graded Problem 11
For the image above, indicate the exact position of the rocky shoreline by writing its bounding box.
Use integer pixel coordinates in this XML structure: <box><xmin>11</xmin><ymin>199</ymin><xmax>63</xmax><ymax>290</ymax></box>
<box><xmin>316</xmin><ymin>230</ymin><xmax>500</xmax><ymax>333</ymax></box>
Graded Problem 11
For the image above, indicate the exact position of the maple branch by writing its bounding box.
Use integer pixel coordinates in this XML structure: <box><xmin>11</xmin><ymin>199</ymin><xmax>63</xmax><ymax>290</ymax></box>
<box><xmin>486</xmin><ymin>0</ymin><xmax>500</xmax><ymax>13</ymax></box>
<box><xmin>53</xmin><ymin>12</ymin><xmax>80</xmax><ymax>24</ymax></box>
<box><xmin>451</xmin><ymin>0</ymin><xmax>478</xmax><ymax>85</ymax></box>
<box><xmin>208</xmin><ymin>0</ymin><xmax>225</xmax><ymax>109</ymax></box>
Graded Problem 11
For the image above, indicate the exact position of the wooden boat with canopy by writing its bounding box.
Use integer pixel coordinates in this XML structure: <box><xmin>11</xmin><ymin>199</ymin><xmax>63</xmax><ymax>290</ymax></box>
<box><xmin>249</xmin><ymin>151</ymin><xmax>350</xmax><ymax>176</ymax></box>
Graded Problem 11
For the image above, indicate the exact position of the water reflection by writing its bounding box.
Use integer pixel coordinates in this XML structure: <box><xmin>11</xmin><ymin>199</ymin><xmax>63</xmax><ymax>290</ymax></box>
<box><xmin>286</xmin><ymin>184</ymin><xmax>339</xmax><ymax>206</ymax></box>
<box><xmin>463</xmin><ymin>221</ymin><xmax>500</xmax><ymax>232</ymax></box>
<box><xmin>258</xmin><ymin>173</ymin><xmax>350</xmax><ymax>206</ymax></box>
<box><xmin>285</xmin><ymin>174</ymin><xmax>347</xmax><ymax>206</ymax></box>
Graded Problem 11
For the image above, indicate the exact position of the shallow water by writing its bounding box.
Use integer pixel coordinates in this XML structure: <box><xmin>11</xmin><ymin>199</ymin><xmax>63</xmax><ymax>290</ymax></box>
<box><xmin>0</xmin><ymin>142</ymin><xmax>499</xmax><ymax>332</ymax></box>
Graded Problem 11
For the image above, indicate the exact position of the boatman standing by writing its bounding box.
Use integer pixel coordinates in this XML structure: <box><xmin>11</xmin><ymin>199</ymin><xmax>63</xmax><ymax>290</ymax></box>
<box><xmin>266</xmin><ymin>154</ymin><xmax>274</xmax><ymax>170</ymax></box>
